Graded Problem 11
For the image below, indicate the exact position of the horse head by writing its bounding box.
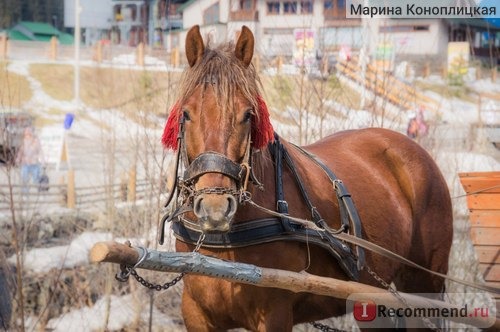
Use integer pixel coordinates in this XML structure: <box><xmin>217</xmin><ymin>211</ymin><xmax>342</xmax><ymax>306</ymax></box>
<box><xmin>162</xmin><ymin>25</ymin><xmax>274</xmax><ymax>233</ymax></box>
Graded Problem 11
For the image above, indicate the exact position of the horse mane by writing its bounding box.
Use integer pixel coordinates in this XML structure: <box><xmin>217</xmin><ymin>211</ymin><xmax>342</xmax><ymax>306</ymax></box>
<box><xmin>162</xmin><ymin>40</ymin><xmax>274</xmax><ymax>150</ymax></box>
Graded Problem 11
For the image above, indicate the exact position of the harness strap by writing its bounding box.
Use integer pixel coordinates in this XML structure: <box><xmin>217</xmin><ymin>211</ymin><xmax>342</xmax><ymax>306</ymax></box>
<box><xmin>159</xmin><ymin>116</ymin><xmax>186</xmax><ymax>245</ymax></box>
<box><xmin>172</xmin><ymin>217</ymin><xmax>359</xmax><ymax>280</ymax></box>
<box><xmin>291</xmin><ymin>143</ymin><xmax>366</xmax><ymax>271</ymax></box>
<box><xmin>184</xmin><ymin>152</ymin><xmax>243</xmax><ymax>184</ymax></box>
<box><xmin>277</xmin><ymin>139</ymin><xmax>364</xmax><ymax>270</ymax></box>
<box><xmin>280</xmin><ymin>143</ymin><xmax>321</xmax><ymax>224</ymax></box>
<box><xmin>272</xmin><ymin>135</ymin><xmax>292</xmax><ymax>232</ymax></box>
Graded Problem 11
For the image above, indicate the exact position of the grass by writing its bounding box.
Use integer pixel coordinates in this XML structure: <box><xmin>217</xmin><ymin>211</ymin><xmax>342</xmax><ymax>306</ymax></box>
<box><xmin>0</xmin><ymin>61</ymin><xmax>32</xmax><ymax>109</ymax></box>
<box><xmin>414</xmin><ymin>79</ymin><xmax>477</xmax><ymax>103</ymax></box>
<box><xmin>260</xmin><ymin>73</ymin><xmax>361</xmax><ymax>119</ymax></box>
<box><xmin>30</xmin><ymin>64</ymin><xmax>74</xmax><ymax>101</ymax></box>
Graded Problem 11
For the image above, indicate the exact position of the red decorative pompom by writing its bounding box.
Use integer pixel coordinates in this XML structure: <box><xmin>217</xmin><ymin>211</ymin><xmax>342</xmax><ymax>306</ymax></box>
<box><xmin>161</xmin><ymin>96</ymin><xmax>274</xmax><ymax>150</ymax></box>
<box><xmin>252</xmin><ymin>96</ymin><xmax>274</xmax><ymax>149</ymax></box>
<box><xmin>161</xmin><ymin>102</ymin><xmax>181</xmax><ymax>150</ymax></box>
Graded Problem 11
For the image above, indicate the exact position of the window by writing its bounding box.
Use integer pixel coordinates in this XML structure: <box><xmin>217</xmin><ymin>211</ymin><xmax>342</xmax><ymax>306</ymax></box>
<box><xmin>125</xmin><ymin>4</ymin><xmax>137</xmax><ymax>21</ymax></box>
<box><xmin>158</xmin><ymin>0</ymin><xmax>166</xmax><ymax>19</ymax></box>
<box><xmin>267</xmin><ymin>1</ymin><xmax>280</xmax><ymax>14</ymax></box>
<box><xmin>203</xmin><ymin>2</ymin><xmax>220</xmax><ymax>24</ymax></box>
<box><xmin>300</xmin><ymin>1</ymin><xmax>313</xmax><ymax>14</ymax></box>
<box><xmin>284</xmin><ymin>1</ymin><xmax>297</xmax><ymax>14</ymax></box>
<box><xmin>324</xmin><ymin>1</ymin><xmax>334</xmax><ymax>10</ymax></box>
<box><xmin>337</xmin><ymin>0</ymin><xmax>345</xmax><ymax>9</ymax></box>
<box><xmin>379</xmin><ymin>25</ymin><xmax>429</xmax><ymax>33</ymax></box>
<box><xmin>480</xmin><ymin>31</ymin><xmax>494</xmax><ymax>48</ymax></box>
<box><xmin>240</xmin><ymin>0</ymin><xmax>253</xmax><ymax>10</ymax></box>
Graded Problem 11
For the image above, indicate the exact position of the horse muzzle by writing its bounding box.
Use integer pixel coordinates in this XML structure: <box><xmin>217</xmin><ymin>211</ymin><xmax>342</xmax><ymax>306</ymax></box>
<box><xmin>193</xmin><ymin>192</ymin><xmax>238</xmax><ymax>232</ymax></box>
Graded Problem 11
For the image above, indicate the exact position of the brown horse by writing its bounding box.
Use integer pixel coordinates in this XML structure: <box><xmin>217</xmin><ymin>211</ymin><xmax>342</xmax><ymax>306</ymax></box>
<box><xmin>161</xmin><ymin>25</ymin><xmax>453</xmax><ymax>331</ymax></box>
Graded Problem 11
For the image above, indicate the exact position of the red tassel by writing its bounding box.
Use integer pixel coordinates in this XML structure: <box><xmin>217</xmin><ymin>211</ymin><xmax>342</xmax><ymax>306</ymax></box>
<box><xmin>161</xmin><ymin>102</ymin><xmax>181</xmax><ymax>150</ymax></box>
<box><xmin>161</xmin><ymin>97</ymin><xmax>274</xmax><ymax>150</ymax></box>
<box><xmin>252</xmin><ymin>95</ymin><xmax>274</xmax><ymax>149</ymax></box>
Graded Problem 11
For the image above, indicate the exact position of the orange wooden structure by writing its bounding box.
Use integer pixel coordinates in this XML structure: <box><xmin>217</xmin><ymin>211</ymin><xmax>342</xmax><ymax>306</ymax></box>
<box><xmin>459</xmin><ymin>171</ymin><xmax>500</xmax><ymax>295</ymax></box>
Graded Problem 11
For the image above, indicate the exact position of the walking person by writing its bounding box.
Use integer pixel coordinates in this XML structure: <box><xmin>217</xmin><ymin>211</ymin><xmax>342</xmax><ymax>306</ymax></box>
<box><xmin>16</xmin><ymin>127</ymin><xmax>44</xmax><ymax>194</ymax></box>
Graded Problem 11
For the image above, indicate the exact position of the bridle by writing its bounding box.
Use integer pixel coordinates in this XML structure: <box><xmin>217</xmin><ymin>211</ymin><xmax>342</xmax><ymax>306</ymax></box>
<box><xmin>158</xmin><ymin>113</ymin><xmax>259</xmax><ymax>245</ymax></box>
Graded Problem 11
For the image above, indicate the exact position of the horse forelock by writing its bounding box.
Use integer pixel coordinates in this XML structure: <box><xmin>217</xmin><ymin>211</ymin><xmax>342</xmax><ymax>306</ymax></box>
<box><xmin>162</xmin><ymin>41</ymin><xmax>274</xmax><ymax>150</ymax></box>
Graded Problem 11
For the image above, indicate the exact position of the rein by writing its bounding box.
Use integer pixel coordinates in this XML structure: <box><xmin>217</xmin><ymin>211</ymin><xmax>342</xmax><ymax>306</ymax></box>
<box><xmin>244</xmin><ymin>199</ymin><xmax>499</xmax><ymax>294</ymax></box>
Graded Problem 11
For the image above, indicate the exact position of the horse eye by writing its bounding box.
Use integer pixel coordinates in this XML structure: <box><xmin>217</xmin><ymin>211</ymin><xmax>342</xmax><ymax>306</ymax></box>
<box><xmin>243</xmin><ymin>109</ymin><xmax>254</xmax><ymax>123</ymax></box>
<box><xmin>182</xmin><ymin>110</ymin><xmax>191</xmax><ymax>121</ymax></box>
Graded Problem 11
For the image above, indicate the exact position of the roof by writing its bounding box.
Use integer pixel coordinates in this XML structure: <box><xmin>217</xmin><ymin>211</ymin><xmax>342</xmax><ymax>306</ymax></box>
<box><xmin>58</xmin><ymin>32</ymin><xmax>74</xmax><ymax>45</ymax></box>
<box><xmin>446</xmin><ymin>18</ymin><xmax>500</xmax><ymax>30</ymax></box>
<box><xmin>7</xmin><ymin>21</ymin><xmax>74</xmax><ymax>45</ymax></box>
<box><xmin>18</xmin><ymin>21</ymin><xmax>60</xmax><ymax>36</ymax></box>
<box><xmin>7</xmin><ymin>30</ymin><xmax>31</xmax><ymax>41</ymax></box>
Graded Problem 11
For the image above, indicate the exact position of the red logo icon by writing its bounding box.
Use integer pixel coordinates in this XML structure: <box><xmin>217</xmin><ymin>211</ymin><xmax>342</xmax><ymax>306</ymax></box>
<box><xmin>353</xmin><ymin>300</ymin><xmax>377</xmax><ymax>321</ymax></box>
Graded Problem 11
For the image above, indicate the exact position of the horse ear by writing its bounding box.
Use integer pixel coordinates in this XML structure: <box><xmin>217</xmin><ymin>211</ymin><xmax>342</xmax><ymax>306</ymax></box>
<box><xmin>185</xmin><ymin>25</ymin><xmax>204</xmax><ymax>67</ymax></box>
<box><xmin>235</xmin><ymin>26</ymin><xmax>254</xmax><ymax>67</ymax></box>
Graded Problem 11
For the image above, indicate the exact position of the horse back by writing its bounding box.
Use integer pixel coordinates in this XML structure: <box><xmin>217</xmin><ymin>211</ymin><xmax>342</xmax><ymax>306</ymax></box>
<box><xmin>301</xmin><ymin>128</ymin><xmax>453</xmax><ymax>281</ymax></box>
<box><xmin>306</xmin><ymin>127</ymin><xmax>451</xmax><ymax>217</ymax></box>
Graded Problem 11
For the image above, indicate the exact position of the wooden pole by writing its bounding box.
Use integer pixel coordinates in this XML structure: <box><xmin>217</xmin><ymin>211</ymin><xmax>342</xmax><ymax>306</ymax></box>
<box><xmin>67</xmin><ymin>169</ymin><xmax>76</xmax><ymax>209</ymax></box>
<box><xmin>253</xmin><ymin>53</ymin><xmax>260</xmax><ymax>73</ymax></box>
<box><xmin>136</xmin><ymin>42</ymin><xmax>145</xmax><ymax>66</ymax></box>
<box><xmin>120</xmin><ymin>172</ymin><xmax>127</xmax><ymax>201</ymax></box>
<box><xmin>277</xmin><ymin>56</ymin><xmax>283</xmax><ymax>74</ymax></box>
<box><xmin>50</xmin><ymin>36</ymin><xmax>58</xmax><ymax>60</ymax></box>
<box><xmin>423</xmin><ymin>62</ymin><xmax>430</xmax><ymax>78</ymax></box>
<box><xmin>95</xmin><ymin>41</ymin><xmax>102</xmax><ymax>64</ymax></box>
<box><xmin>171</xmin><ymin>47</ymin><xmax>179</xmax><ymax>68</ymax></box>
<box><xmin>127</xmin><ymin>167</ymin><xmax>136</xmax><ymax>202</ymax></box>
<box><xmin>0</xmin><ymin>33</ymin><xmax>7</xmax><ymax>60</ymax></box>
<box><xmin>90</xmin><ymin>241</ymin><xmax>498</xmax><ymax>330</ymax></box>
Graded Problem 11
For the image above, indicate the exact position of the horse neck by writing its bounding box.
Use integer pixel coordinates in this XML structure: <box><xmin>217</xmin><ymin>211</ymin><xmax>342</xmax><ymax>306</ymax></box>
<box><xmin>246</xmin><ymin>147</ymin><xmax>276</xmax><ymax>210</ymax></box>
<box><xmin>238</xmin><ymin>138</ymin><xmax>314</xmax><ymax>221</ymax></box>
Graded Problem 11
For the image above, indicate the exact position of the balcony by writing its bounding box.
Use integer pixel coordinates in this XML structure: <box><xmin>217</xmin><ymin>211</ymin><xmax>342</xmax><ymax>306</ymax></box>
<box><xmin>324</xmin><ymin>8</ymin><xmax>360</xmax><ymax>26</ymax></box>
<box><xmin>229</xmin><ymin>10</ymin><xmax>259</xmax><ymax>22</ymax></box>
<box><xmin>324</xmin><ymin>7</ymin><xmax>346</xmax><ymax>20</ymax></box>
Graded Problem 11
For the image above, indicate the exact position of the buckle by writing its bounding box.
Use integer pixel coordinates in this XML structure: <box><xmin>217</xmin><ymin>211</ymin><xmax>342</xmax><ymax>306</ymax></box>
<box><xmin>276</xmin><ymin>200</ymin><xmax>289</xmax><ymax>213</ymax></box>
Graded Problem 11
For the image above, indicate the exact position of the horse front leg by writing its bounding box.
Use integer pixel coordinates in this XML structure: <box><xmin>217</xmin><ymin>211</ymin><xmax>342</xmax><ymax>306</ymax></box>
<box><xmin>255</xmin><ymin>306</ymin><xmax>294</xmax><ymax>332</ymax></box>
<box><xmin>181</xmin><ymin>291</ymin><xmax>218</xmax><ymax>332</ymax></box>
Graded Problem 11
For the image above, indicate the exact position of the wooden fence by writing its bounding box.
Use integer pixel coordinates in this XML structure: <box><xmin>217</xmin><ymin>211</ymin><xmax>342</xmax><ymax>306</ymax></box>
<box><xmin>0</xmin><ymin>35</ymin><xmax>184</xmax><ymax>68</ymax></box>
<box><xmin>459</xmin><ymin>171</ymin><xmax>500</xmax><ymax>301</ymax></box>
<box><xmin>335</xmin><ymin>57</ymin><xmax>440</xmax><ymax>113</ymax></box>
<box><xmin>0</xmin><ymin>168</ymin><xmax>165</xmax><ymax>212</ymax></box>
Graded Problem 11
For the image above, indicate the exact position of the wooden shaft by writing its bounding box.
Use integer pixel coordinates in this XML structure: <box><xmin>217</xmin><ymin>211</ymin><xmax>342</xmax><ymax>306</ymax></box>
<box><xmin>89</xmin><ymin>241</ymin><xmax>499</xmax><ymax>329</ymax></box>
<box><xmin>89</xmin><ymin>241</ymin><xmax>139</xmax><ymax>266</ymax></box>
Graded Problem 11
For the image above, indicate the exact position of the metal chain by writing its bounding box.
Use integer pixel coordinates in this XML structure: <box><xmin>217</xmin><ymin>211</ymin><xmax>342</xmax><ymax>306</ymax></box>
<box><xmin>194</xmin><ymin>187</ymin><xmax>240</xmax><ymax>196</ymax></box>
<box><xmin>116</xmin><ymin>234</ymin><xmax>206</xmax><ymax>291</ymax></box>
<box><xmin>130</xmin><ymin>269</ymin><xmax>185</xmax><ymax>291</ymax></box>
<box><xmin>366</xmin><ymin>266</ymin><xmax>441</xmax><ymax>331</ymax></box>
<box><xmin>310</xmin><ymin>322</ymin><xmax>345</xmax><ymax>332</ymax></box>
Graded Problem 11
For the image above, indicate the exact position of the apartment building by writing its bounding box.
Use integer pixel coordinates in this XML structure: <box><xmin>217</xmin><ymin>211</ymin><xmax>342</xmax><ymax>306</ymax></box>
<box><xmin>167</xmin><ymin>0</ymin><xmax>361</xmax><ymax>61</ymax></box>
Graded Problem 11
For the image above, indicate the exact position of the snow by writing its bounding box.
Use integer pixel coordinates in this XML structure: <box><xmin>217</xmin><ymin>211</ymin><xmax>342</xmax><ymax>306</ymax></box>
<box><xmin>45</xmin><ymin>294</ymin><xmax>181</xmax><ymax>332</ymax></box>
<box><xmin>8</xmin><ymin>232</ymin><xmax>111</xmax><ymax>274</ymax></box>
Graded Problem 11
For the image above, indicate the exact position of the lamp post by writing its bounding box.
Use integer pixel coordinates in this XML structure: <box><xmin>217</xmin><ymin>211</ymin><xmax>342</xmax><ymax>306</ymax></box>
<box><xmin>74</xmin><ymin>0</ymin><xmax>81</xmax><ymax>110</ymax></box>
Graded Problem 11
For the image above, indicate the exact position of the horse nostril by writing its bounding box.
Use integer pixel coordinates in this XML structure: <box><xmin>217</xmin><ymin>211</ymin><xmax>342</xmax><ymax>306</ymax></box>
<box><xmin>226</xmin><ymin>195</ymin><xmax>237</xmax><ymax>218</ymax></box>
<box><xmin>193</xmin><ymin>196</ymin><xmax>204</xmax><ymax>218</ymax></box>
